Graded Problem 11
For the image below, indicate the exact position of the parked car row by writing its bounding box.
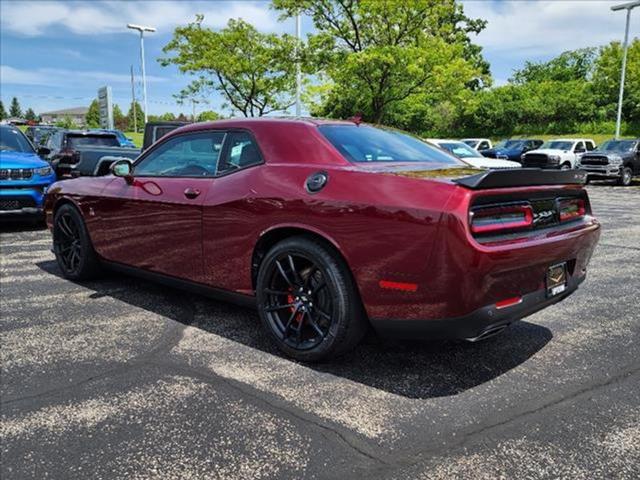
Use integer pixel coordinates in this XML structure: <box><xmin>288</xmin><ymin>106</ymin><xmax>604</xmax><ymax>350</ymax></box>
<box><xmin>434</xmin><ymin>136</ymin><xmax>640</xmax><ymax>186</ymax></box>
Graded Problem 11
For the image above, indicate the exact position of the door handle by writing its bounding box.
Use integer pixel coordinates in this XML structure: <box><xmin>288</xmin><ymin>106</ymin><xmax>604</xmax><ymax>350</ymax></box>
<box><xmin>184</xmin><ymin>188</ymin><xmax>201</xmax><ymax>199</ymax></box>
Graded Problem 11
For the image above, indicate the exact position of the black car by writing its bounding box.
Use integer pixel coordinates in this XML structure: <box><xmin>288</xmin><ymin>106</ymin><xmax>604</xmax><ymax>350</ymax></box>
<box><xmin>578</xmin><ymin>139</ymin><xmax>640</xmax><ymax>186</ymax></box>
<box><xmin>40</xmin><ymin>130</ymin><xmax>139</xmax><ymax>177</ymax></box>
<box><xmin>481</xmin><ymin>139</ymin><xmax>544</xmax><ymax>163</ymax></box>
<box><xmin>24</xmin><ymin>125</ymin><xmax>58</xmax><ymax>147</ymax></box>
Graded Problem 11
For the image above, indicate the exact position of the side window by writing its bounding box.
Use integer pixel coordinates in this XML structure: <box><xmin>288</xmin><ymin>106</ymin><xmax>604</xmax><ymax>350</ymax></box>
<box><xmin>586</xmin><ymin>141</ymin><xmax>596</xmax><ymax>151</ymax></box>
<box><xmin>574</xmin><ymin>142</ymin><xmax>585</xmax><ymax>153</ymax></box>
<box><xmin>534</xmin><ymin>140</ymin><xmax>543</xmax><ymax>148</ymax></box>
<box><xmin>479</xmin><ymin>141</ymin><xmax>490</xmax><ymax>150</ymax></box>
<box><xmin>217</xmin><ymin>131</ymin><xmax>262</xmax><ymax>175</ymax></box>
<box><xmin>135</xmin><ymin>131</ymin><xmax>225</xmax><ymax>177</ymax></box>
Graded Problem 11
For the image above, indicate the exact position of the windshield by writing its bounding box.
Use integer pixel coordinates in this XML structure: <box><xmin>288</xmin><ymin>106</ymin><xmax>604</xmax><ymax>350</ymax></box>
<box><xmin>318</xmin><ymin>125</ymin><xmax>462</xmax><ymax>165</ymax></box>
<box><xmin>438</xmin><ymin>142</ymin><xmax>483</xmax><ymax>159</ymax></box>
<box><xmin>541</xmin><ymin>141</ymin><xmax>574</xmax><ymax>150</ymax></box>
<box><xmin>462</xmin><ymin>139</ymin><xmax>479</xmax><ymax>148</ymax></box>
<box><xmin>599</xmin><ymin>140</ymin><xmax>636</xmax><ymax>152</ymax></box>
<box><xmin>67</xmin><ymin>134</ymin><xmax>120</xmax><ymax>148</ymax></box>
<box><xmin>495</xmin><ymin>140</ymin><xmax>525</xmax><ymax>150</ymax></box>
<box><xmin>0</xmin><ymin>127</ymin><xmax>35</xmax><ymax>153</ymax></box>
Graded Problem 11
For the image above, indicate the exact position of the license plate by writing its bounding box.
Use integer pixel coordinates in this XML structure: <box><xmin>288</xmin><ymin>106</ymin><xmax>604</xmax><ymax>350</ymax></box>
<box><xmin>547</xmin><ymin>262</ymin><xmax>567</xmax><ymax>297</ymax></box>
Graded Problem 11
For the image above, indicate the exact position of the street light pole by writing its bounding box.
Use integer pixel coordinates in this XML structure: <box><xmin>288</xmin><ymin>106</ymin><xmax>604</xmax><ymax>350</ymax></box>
<box><xmin>295</xmin><ymin>13</ymin><xmax>302</xmax><ymax>117</ymax></box>
<box><xmin>611</xmin><ymin>1</ymin><xmax>639</xmax><ymax>139</ymax></box>
<box><xmin>127</xmin><ymin>23</ymin><xmax>156</xmax><ymax>125</ymax></box>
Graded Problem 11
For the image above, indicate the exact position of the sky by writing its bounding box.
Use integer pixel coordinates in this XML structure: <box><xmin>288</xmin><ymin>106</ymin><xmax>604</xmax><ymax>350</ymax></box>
<box><xmin>0</xmin><ymin>0</ymin><xmax>638</xmax><ymax>117</ymax></box>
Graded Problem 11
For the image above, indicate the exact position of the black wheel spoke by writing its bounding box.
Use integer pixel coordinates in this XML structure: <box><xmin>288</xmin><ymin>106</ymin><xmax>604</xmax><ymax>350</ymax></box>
<box><xmin>312</xmin><ymin>281</ymin><xmax>326</xmax><ymax>295</ymax></box>
<box><xmin>316</xmin><ymin>309</ymin><xmax>331</xmax><ymax>321</ymax></box>
<box><xmin>275</xmin><ymin>260</ymin><xmax>295</xmax><ymax>287</ymax></box>
<box><xmin>307</xmin><ymin>313</ymin><xmax>324</xmax><ymax>336</ymax></box>
<box><xmin>265</xmin><ymin>303</ymin><xmax>295</xmax><ymax>312</ymax></box>
<box><xmin>59</xmin><ymin>216</ymin><xmax>74</xmax><ymax>238</ymax></box>
<box><xmin>287</xmin><ymin>255</ymin><xmax>303</xmax><ymax>285</ymax></box>
<box><xmin>283</xmin><ymin>306</ymin><xmax>299</xmax><ymax>334</ymax></box>
<box><xmin>264</xmin><ymin>288</ymin><xmax>290</xmax><ymax>296</ymax></box>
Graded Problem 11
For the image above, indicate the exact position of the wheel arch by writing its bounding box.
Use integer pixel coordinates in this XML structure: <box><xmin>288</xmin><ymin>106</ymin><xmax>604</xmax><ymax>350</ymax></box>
<box><xmin>250</xmin><ymin>225</ymin><xmax>353</xmax><ymax>292</ymax></box>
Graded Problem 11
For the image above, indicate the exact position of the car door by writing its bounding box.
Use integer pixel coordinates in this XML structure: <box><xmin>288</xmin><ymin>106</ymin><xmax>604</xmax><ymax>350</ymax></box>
<box><xmin>95</xmin><ymin>130</ymin><xmax>225</xmax><ymax>283</ymax></box>
<box><xmin>573</xmin><ymin>141</ymin><xmax>586</xmax><ymax>163</ymax></box>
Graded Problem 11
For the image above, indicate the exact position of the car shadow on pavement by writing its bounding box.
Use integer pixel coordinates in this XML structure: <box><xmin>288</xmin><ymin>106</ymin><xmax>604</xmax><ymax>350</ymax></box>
<box><xmin>0</xmin><ymin>220</ymin><xmax>47</xmax><ymax>233</ymax></box>
<box><xmin>37</xmin><ymin>260</ymin><xmax>553</xmax><ymax>400</ymax></box>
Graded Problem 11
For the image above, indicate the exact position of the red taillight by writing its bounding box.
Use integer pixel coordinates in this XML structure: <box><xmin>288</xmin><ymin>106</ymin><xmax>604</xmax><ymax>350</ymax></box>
<box><xmin>470</xmin><ymin>204</ymin><xmax>533</xmax><ymax>234</ymax></box>
<box><xmin>495</xmin><ymin>296</ymin><xmax>522</xmax><ymax>309</ymax></box>
<box><xmin>558</xmin><ymin>198</ymin><xmax>585</xmax><ymax>222</ymax></box>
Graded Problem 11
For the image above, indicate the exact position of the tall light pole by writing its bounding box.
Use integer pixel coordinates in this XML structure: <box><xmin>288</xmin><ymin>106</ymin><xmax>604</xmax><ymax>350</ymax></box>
<box><xmin>127</xmin><ymin>23</ymin><xmax>156</xmax><ymax>125</ymax></box>
<box><xmin>295</xmin><ymin>13</ymin><xmax>302</xmax><ymax>117</ymax></box>
<box><xmin>611</xmin><ymin>1</ymin><xmax>639</xmax><ymax>139</ymax></box>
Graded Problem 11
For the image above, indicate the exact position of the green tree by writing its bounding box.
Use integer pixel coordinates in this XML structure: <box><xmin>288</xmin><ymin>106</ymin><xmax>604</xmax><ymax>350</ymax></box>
<box><xmin>197</xmin><ymin>110</ymin><xmax>221</xmax><ymax>121</ymax></box>
<box><xmin>161</xmin><ymin>17</ymin><xmax>300</xmax><ymax>116</ymax></box>
<box><xmin>510</xmin><ymin>48</ymin><xmax>597</xmax><ymax>84</ymax></box>
<box><xmin>126</xmin><ymin>101</ymin><xmax>144</xmax><ymax>131</ymax></box>
<box><xmin>592</xmin><ymin>38</ymin><xmax>640</xmax><ymax>125</ymax></box>
<box><xmin>24</xmin><ymin>108</ymin><xmax>37</xmax><ymax>122</ymax></box>
<box><xmin>273</xmin><ymin>0</ymin><xmax>487</xmax><ymax>124</ymax></box>
<box><xmin>0</xmin><ymin>101</ymin><xmax>6</xmax><ymax>120</ymax></box>
<box><xmin>9</xmin><ymin>97</ymin><xmax>22</xmax><ymax>118</ymax></box>
<box><xmin>85</xmin><ymin>99</ymin><xmax>101</xmax><ymax>128</ymax></box>
<box><xmin>55</xmin><ymin>115</ymin><xmax>76</xmax><ymax>129</ymax></box>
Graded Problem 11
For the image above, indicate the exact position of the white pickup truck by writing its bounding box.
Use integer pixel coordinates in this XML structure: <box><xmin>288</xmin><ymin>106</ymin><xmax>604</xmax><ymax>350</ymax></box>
<box><xmin>521</xmin><ymin>138</ymin><xmax>596</xmax><ymax>170</ymax></box>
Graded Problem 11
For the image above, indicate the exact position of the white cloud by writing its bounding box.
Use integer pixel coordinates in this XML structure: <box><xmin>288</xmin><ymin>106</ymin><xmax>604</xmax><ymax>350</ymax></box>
<box><xmin>0</xmin><ymin>1</ymin><xmax>280</xmax><ymax>37</ymax></box>
<box><xmin>0</xmin><ymin>65</ymin><xmax>166</xmax><ymax>87</ymax></box>
<box><xmin>462</xmin><ymin>0</ymin><xmax>638</xmax><ymax>57</ymax></box>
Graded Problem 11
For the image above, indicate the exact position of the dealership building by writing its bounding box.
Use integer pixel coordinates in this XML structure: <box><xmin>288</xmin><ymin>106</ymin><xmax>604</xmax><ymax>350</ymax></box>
<box><xmin>40</xmin><ymin>107</ymin><xmax>88</xmax><ymax>126</ymax></box>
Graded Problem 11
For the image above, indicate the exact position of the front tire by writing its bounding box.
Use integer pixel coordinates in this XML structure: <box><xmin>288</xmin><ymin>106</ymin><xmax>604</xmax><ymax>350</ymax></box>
<box><xmin>560</xmin><ymin>162</ymin><xmax>572</xmax><ymax>170</ymax></box>
<box><xmin>53</xmin><ymin>204</ymin><xmax>102</xmax><ymax>280</ymax></box>
<box><xmin>256</xmin><ymin>236</ymin><xmax>368</xmax><ymax>362</ymax></box>
<box><xmin>618</xmin><ymin>166</ymin><xmax>633</xmax><ymax>186</ymax></box>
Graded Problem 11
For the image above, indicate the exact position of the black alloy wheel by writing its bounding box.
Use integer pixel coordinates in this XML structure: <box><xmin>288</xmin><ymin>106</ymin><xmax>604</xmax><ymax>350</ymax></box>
<box><xmin>53</xmin><ymin>204</ymin><xmax>101</xmax><ymax>280</ymax></box>
<box><xmin>256</xmin><ymin>236</ymin><xmax>367</xmax><ymax>361</ymax></box>
<box><xmin>263</xmin><ymin>252</ymin><xmax>333</xmax><ymax>351</ymax></box>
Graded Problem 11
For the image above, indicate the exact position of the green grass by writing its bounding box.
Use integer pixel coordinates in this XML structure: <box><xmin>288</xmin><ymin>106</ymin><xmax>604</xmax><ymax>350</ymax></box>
<box><xmin>124</xmin><ymin>131</ymin><xmax>143</xmax><ymax>148</ymax></box>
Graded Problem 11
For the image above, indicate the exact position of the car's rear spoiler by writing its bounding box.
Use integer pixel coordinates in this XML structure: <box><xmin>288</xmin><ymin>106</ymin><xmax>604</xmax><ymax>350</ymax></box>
<box><xmin>454</xmin><ymin>168</ymin><xmax>587</xmax><ymax>190</ymax></box>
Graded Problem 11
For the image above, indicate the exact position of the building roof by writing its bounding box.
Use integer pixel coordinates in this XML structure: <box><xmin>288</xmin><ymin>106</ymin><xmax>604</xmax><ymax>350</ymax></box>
<box><xmin>40</xmin><ymin>107</ymin><xmax>88</xmax><ymax>115</ymax></box>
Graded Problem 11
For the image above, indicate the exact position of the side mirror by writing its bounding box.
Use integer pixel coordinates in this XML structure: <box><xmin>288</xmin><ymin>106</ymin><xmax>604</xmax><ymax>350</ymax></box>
<box><xmin>37</xmin><ymin>146</ymin><xmax>51</xmax><ymax>156</ymax></box>
<box><xmin>110</xmin><ymin>159</ymin><xmax>134</xmax><ymax>184</ymax></box>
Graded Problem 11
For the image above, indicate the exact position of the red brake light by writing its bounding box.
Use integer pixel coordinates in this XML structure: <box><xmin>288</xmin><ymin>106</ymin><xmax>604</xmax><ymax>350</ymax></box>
<box><xmin>470</xmin><ymin>204</ymin><xmax>533</xmax><ymax>234</ymax></box>
<box><xmin>558</xmin><ymin>198</ymin><xmax>585</xmax><ymax>222</ymax></box>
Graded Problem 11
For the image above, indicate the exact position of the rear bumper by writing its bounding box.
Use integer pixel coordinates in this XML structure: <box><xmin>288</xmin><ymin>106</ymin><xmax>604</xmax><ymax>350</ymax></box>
<box><xmin>371</xmin><ymin>273</ymin><xmax>585</xmax><ymax>340</ymax></box>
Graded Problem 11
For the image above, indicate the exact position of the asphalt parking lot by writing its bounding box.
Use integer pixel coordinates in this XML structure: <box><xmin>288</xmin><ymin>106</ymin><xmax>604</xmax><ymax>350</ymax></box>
<box><xmin>1</xmin><ymin>184</ymin><xmax>639</xmax><ymax>480</ymax></box>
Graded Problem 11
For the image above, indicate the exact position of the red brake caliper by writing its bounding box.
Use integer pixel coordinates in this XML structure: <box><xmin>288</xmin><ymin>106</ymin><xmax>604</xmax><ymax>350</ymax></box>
<box><xmin>287</xmin><ymin>293</ymin><xmax>304</xmax><ymax>324</ymax></box>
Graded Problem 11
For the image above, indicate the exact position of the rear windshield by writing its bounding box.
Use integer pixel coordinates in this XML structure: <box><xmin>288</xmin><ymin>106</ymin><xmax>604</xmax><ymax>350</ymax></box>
<box><xmin>318</xmin><ymin>125</ymin><xmax>462</xmax><ymax>165</ymax></box>
<box><xmin>67</xmin><ymin>134</ymin><xmax>119</xmax><ymax>148</ymax></box>
<box><xmin>0</xmin><ymin>127</ymin><xmax>34</xmax><ymax>153</ymax></box>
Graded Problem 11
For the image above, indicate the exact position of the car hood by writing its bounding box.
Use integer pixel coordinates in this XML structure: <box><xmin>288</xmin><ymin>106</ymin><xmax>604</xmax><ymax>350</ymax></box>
<box><xmin>462</xmin><ymin>158</ymin><xmax>520</xmax><ymax>169</ymax></box>
<box><xmin>0</xmin><ymin>151</ymin><xmax>49</xmax><ymax>169</ymax></box>
<box><xmin>582</xmin><ymin>150</ymin><xmax>633</xmax><ymax>158</ymax></box>
<box><xmin>526</xmin><ymin>149</ymin><xmax>569</xmax><ymax>156</ymax></box>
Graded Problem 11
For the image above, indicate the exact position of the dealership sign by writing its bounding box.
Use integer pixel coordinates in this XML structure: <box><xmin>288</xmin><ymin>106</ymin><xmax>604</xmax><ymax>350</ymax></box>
<box><xmin>98</xmin><ymin>86</ymin><xmax>114</xmax><ymax>130</ymax></box>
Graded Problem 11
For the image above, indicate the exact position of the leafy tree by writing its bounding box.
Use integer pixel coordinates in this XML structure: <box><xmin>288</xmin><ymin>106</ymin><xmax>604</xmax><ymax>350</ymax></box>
<box><xmin>197</xmin><ymin>110</ymin><xmax>221</xmax><ymax>121</ymax></box>
<box><xmin>85</xmin><ymin>99</ymin><xmax>101</xmax><ymax>128</ymax></box>
<box><xmin>125</xmin><ymin>102</ymin><xmax>144</xmax><ymax>132</ymax></box>
<box><xmin>176</xmin><ymin>113</ymin><xmax>189</xmax><ymax>122</ymax></box>
<box><xmin>273</xmin><ymin>0</ymin><xmax>487</xmax><ymax>124</ymax></box>
<box><xmin>510</xmin><ymin>48</ymin><xmax>597</xmax><ymax>84</ymax></box>
<box><xmin>9</xmin><ymin>97</ymin><xmax>22</xmax><ymax>118</ymax></box>
<box><xmin>55</xmin><ymin>116</ymin><xmax>76</xmax><ymax>129</ymax></box>
<box><xmin>592</xmin><ymin>39</ymin><xmax>640</xmax><ymax>125</ymax></box>
<box><xmin>0</xmin><ymin>101</ymin><xmax>6</xmax><ymax>120</ymax></box>
<box><xmin>161</xmin><ymin>16</ymin><xmax>300</xmax><ymax>116</ymax></box>
<box><xmin>113</xmin><ymin>104</ymin><xmax>127</xmax><ymax>131</ymax></box>
<box><xmin>24</xmin><ymin>108</ymin><xmax>37</xmax><ymax>122</ymax></box>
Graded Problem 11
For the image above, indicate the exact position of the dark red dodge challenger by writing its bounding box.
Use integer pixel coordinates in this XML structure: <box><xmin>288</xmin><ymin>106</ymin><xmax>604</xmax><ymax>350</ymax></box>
<box><xmin>45</xmin><ymin>119</ymin><xmax>600</xmax><ymax>361</ymax></box>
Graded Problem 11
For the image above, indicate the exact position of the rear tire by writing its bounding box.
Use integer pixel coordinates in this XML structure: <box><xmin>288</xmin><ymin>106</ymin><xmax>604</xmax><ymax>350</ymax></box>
<box><xmin>53</xmin><ymin>204</ymin><xmax>102</xmax><ymax>280</ymax></box>
<box><xmin>256</xmin><ymin>236</ymin><xmax>368</xmax><ymax>362</ymax></box>
<box><xmin>618</xmin><ymin>166</ymin><xmax>633</xmax><ymax>186</ymax></box>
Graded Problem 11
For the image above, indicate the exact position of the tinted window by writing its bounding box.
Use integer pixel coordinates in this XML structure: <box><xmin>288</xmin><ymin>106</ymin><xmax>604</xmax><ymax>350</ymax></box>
<box><xmin>541</xmin><ymin>141</ymin><xmax>574</xmax><ymax>150</ymax></box>
<box><xmin>67</xmin><ymin>134</ymin><xmax>120</xmax><ymax>148</ymax></box>
<box><xmin>478</xmin><ymin>141</ymin><xmax>490</xmax><ymax>150</ymax></box>
<box><xmin>586</xmin><ymin>141</ymin><xmax>596</xmax><ymax>151</ymax></box>
<box><xmin>600</xmin><ymin>140</ymin><xmax>637</xmax><ymax>152</ymax></box>
<box><xmin>217</xmin><ymin>131</ymin><xmax>262</xmax><ymax>174</ymax></box>
<box><xmin>462</xmin><ymin>140</ymin><xmax>478</xmax><ymax>149</ymax></box>
<box><xmin>135</xmin><ymin>132</ymin><xmax>225</xmax><ymax>177</ymax></box>
<box><xmin>438</xmin><ymin>142</ymin><xmax>483</xmax><ymax>159</ymax></box>
<box><xmin>0</xmin><ymin>126</ymin><xmax>34</xmax><ymax>153</ymax></box>
<box><xmin>319</xmin><ymin>125</ymin><xmax>461</xmax><ymax>165</ymax></box>
<box><xmin>574</xmin><ymin>142</ymin><xmax>585</xmax><ymax>152</ymax></box>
